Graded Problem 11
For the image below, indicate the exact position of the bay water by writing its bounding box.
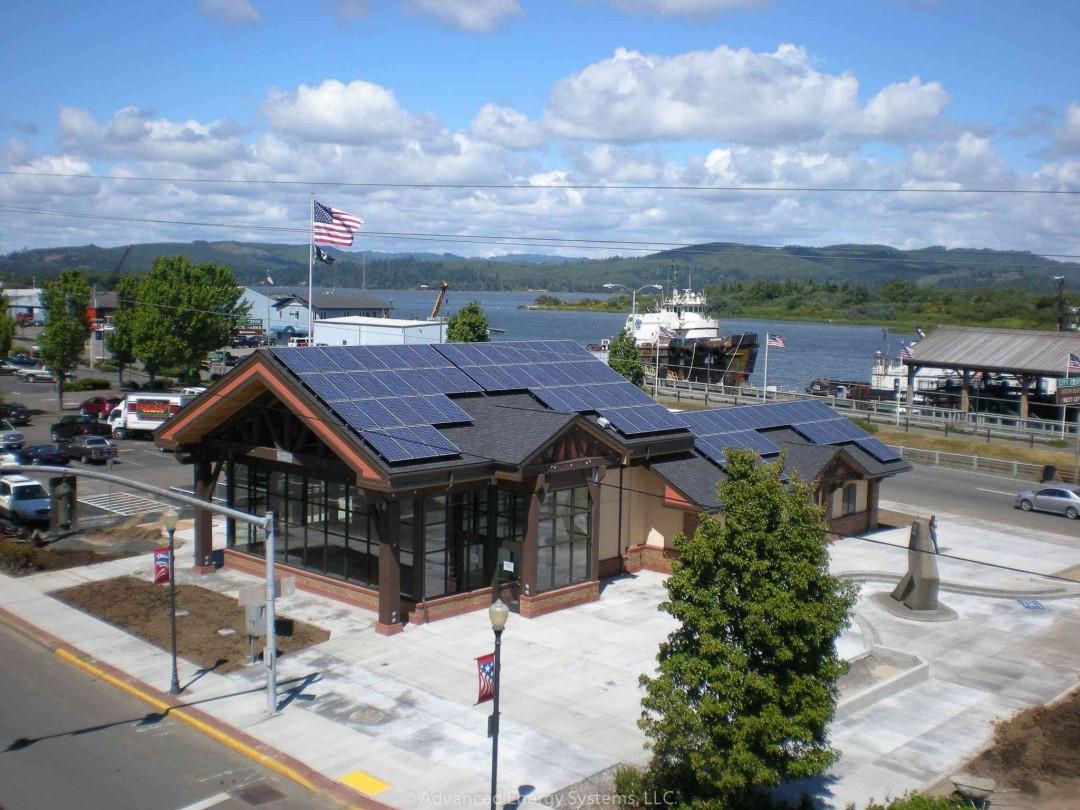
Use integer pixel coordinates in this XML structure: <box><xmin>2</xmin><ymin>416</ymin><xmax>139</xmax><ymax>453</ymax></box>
<box><xmin>328</xmin><ymin>288</ymin><xmax>918</xmax><ymax>392</ymax></box>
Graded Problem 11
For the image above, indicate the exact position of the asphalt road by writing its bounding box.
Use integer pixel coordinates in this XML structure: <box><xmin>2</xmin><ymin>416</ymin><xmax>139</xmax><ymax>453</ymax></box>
<box><xmin>880</xmin><ymin>462</ymin><xmax>1079</xmax><ymax>543</ymax></box>
<box><xmin>0</xmin><ymin>623</ymin><xmax>336</xmax><ymax>810</ymax></box>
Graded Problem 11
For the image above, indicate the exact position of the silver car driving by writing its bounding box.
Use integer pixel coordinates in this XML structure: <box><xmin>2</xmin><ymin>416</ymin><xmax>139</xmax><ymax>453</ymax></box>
<box><xmin>1014</xmin><ymin>486</ymin><xmax>1080</xmax><ymax>520</ymax></box>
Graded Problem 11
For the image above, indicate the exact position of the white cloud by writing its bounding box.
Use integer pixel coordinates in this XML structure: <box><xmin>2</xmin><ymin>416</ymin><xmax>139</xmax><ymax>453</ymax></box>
<box><xmin>469</xmin><ymin>105</ymin><xmax>547</xmax><ymax>150</ymax></box>
<box><xmin>907</xmin><ymin>132</ymin><xmax>1013</xmax><ymax>186</ymax></box>
<box><xmin>58</xmin><ymin>106</ymin><xmax>248</xmax><ymax>167</ymax></box>
<box><xmin>197</xmin><ymin>0</ymin><xmax>261</xmax><ymax>26</ymax></box>
<box><xmin>322</xmin><ymin>0</ymin><xmax>370</xmax><ymax>22</ymax></box>
<box><xmin>0</xmin><ymin>138</ymin><xmax>32</xmax><ymax>166</ymax></box>
<box><xmin>260</xmin><ymin>80</ymin><xmax>445</xmax><ymax>146</ymax></box>
<box><xmin>403</xmin><ymin>0</ymin><xmax>523</xmax><ymax>34</ymax></box>
<box><xmin>1053</xmin><ymin>102</ymin><xmax>1080</xmax><ymax>155</ymax></box>
<box><xmin>544</xmin><ymin>45</ymin><xmax>949</xmax><ymax>146</ymax></box>
<box><xmin>608</xmin><ymin>0</ymin><xmax>768</xmax><ymax>18</ymax></box>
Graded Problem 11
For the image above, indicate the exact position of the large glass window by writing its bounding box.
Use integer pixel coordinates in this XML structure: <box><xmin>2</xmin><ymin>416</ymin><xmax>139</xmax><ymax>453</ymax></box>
<box><xmin>842</xmin><ymin>483</ymin><xmax>858</xmax><ymax>516</ymax></box>
<box><xmin>228</xmin><ymin>460</ymin><xmax>379</xmax><ymax>589</ymax></box>
<box><xmin>536</xmin><ymin>486</ymin><xmax>590</xmax><ymax>593</ymax></box>
<box><xmin>398</xmin><ymin>499</ymin><xmax>416</xmax><ymax>600</ymax></box>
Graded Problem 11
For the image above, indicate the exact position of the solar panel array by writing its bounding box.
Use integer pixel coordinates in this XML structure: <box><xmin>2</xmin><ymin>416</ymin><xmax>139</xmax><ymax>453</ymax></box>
<box><xmin>435</xmin><ymin>341</ymin><xmax>687</xmax><ymax>437</ymax></box>
<box><xmin>272</xmin><ymin>345</ymin><xmax>481</xmax><ymax>463</ymax></box>
<box><xmin>680</xmin><ymin>399</ymin><xmax>903</xmax><ymax>467</ymax></box>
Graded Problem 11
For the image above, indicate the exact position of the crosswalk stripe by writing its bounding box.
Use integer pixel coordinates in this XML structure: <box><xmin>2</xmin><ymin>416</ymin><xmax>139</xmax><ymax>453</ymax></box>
<box><xmin>78</xmin><ymin>492</ymin><xmax>166</xmax><ymax>516</ymax></box>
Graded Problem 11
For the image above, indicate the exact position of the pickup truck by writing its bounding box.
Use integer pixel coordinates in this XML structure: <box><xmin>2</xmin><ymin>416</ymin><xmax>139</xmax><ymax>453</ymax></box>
<box><xmin>14</xmin><ymin>367</ymin><xmax>75</xmax><ymax>383</ymax></box>
<box><xmin>50</xmin><ymin>415</ymin><xmax>112</xmax><ymax>443</ymax></box>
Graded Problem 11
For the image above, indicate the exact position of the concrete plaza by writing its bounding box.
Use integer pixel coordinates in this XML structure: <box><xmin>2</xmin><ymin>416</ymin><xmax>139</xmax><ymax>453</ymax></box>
<box><xmin>0</xmin><ymin>505</ymin><xmax>1077</xmax><ymax>809</ymax></box>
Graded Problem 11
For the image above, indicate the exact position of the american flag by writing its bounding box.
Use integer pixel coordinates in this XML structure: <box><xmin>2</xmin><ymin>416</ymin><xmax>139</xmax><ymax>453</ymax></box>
<box><xmin>476</xmin><ymin>653</ymin><xmax>495</xmax><ymax>704</ymax></box>
<box><xmin>265</xmin><ymin>274</ymin><xmax>274</xmax><ymax>286</ymax></box>
<box><xmin>659</xmin><ymin>326</ymin><xmax>677</xmax><ymax>340</ymax></box>
<box><xmin>1070</xmin><ymin>352</ymin><xmax>1080</xmax><ymax>372</ymax></box>
<box><xmin>766</xmin><ymin>334</ymin><xmax>787</xmax><ymax>349</ymax></box>
<box><xmin>313</xmin><ymin>201</ymin><xmax>364</xmax><ymax>247</ymax></box>
<box><xmin>901</xmin><ymin>344</ymin><xmax>914</xmax><ymax>360</ymax></box>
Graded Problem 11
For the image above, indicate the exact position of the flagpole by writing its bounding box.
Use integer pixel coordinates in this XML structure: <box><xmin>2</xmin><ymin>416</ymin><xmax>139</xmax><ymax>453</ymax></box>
<box><xmin>308</xmin><ymin>192</ymin><xmax>315</xmax><ymax>341</ymax></box>
<box><xmin>1063</xmin><ymin>354</ymin><xmax>1070</xmax><ymax>440</ymax></box>
<box><xmin>762</xmin><ymin>337</ymin><xmax>769</xmax><ymax>402</ymax></box>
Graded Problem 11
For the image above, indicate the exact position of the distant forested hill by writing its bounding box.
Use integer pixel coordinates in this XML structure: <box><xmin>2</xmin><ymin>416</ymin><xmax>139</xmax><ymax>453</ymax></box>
<box><xmin>1</xmin><ymin>239</ymin><xmax>1076</xmax><ymax>293</ymax></box>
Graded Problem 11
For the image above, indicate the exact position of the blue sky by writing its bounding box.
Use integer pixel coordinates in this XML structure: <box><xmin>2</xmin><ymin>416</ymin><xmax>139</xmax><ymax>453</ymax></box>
<box><xmin>1</xmin><ymin>0</ymin><xmax>1078</xmax><ymax>262</ymax></box>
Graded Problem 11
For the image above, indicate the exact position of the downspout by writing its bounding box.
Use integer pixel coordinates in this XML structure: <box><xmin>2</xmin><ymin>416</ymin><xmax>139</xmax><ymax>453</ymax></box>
<box><xmin>618</xmin><ymin>467</ymin><xmax>625</xmax><ymax>575</ymax></box>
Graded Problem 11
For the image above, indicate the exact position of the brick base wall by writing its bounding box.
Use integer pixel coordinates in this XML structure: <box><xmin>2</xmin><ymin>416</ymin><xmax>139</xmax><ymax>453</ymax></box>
<box><xmin>519</xmin><ymin>581</ymin><xmax>599</xmax><ymax>618</ymax></box>
<box><xmin>224</xmin><ymin>549</ymin><xmax>379</xmax><ymax>611</ymax></box>
<box><xmin>827</xmin><ymin>510</ymin><xmax>872</xmax><ymax>538</ymax></box>
<box><xmin>623</xmin><ymin>543</ymin><xmax>679</xmax><ymax>575</ymax></box>
<box><xmin>405</xmin><ymin>583</ymin><xmax>516</xmax><ymax>625</ymax></box>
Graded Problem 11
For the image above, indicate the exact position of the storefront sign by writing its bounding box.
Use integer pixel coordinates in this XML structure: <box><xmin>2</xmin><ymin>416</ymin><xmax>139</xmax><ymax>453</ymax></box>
<box><xmin>1057</xmin><ymin>377</ymin><xmax>1080</xmax><ymax>405</ymax></box>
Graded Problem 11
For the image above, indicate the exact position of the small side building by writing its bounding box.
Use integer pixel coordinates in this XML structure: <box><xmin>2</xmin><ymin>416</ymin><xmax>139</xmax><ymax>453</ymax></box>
<box><xmin>314</xmin><ymin>316</ymin><xmax>446</xmax><ymax>346</ymax></box>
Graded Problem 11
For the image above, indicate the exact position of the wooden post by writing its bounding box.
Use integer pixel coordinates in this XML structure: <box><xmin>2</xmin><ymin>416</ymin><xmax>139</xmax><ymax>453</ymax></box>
<box><xmin>192</xmin><ymin>459</ymin><xmax>218</xmax><ymax>573</ymax></box>
<box><xmin>376</xmin><ymin>499</ymin><xmax>403</xmax><ymax>635</ymax></box>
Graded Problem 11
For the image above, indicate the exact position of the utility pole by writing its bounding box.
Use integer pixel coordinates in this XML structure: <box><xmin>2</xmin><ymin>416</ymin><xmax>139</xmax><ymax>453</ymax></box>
<box><xmin>1055</xmin><ymin>275</ymin><xmax>1066</xmax><ymax>332</ymax></box>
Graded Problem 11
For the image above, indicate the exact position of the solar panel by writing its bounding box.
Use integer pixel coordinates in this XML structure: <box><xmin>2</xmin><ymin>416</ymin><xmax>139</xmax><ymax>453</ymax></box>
<box><xmin>854</xmin><ymin>437</ymin><xmax>902</xmax><ymax>462</ymax></box>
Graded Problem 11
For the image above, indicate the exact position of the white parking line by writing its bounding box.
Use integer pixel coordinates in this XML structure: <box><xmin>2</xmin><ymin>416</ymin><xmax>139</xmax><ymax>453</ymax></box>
<box><xmin>176</xmin><ymin>793</ymin><xmax>231</xmax><ymax>810</ymax></box>
<box><xmin>977</xmin><ymin>488</ymin><xmax>1018</xmax><ymax>496</ymax></box>
<box><xmin>78</xmin><ymin>492</ymin><xmax>166</xmax><ymax>516</ymax></box>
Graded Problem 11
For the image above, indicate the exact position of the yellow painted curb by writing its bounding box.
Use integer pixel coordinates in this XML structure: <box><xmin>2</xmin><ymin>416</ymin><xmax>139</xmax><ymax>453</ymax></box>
<box><xmin>54</xmin><ymin>649</ymin><xmax>319</xmax><ymax>793</ymax></box>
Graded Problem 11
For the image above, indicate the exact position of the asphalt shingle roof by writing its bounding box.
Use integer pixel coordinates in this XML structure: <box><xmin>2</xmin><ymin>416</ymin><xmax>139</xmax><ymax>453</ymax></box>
<box><xmin>908</xmin><ymin>325</ymin><xmax>1080</xmax><ymax>377</ymax></box>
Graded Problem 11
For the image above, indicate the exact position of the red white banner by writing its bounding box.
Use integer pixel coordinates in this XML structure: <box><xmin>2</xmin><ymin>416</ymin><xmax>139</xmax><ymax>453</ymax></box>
<box><xmin>476</xmin><ymin>652</ymin><xmax>495</xmax><ymax>704</ymax></box>
<box><xmin>153</xmin><ymin>547</ymin><xmax>171</xmax><ymax>585</ymax></box>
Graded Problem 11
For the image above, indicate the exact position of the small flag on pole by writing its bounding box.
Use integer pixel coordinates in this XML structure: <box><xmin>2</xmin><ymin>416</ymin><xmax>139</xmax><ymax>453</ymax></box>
<box><xmin>1069</xmin><ymin>352</ymin><xmax>1080</xmax><ymax>372</ymax></box>
<box><xmin>313</xmin><ymin>201</ymin><xmax>364</xmax><ymax>247</ymax></box>
<box><xmin>659</xmin><ymin>326</ymin><xmax>677</xmax><ymax>340</ymax></box>
<box><xmin>476</xmin><ymin>653</ymin><xmax>495</xmax><ymax>704</ymax></box>
<box><xmin>766</xmin><ymin>334</ymin><xmax>787</xmax><ymax>349</ymax></box>
<box><xmin>265</xmin><ymin>274</ymin><xmax>274</xmax><ymax>286</ymax></box>
<box><xmin>153</xmin><ymin>547</ymin><xmax>171</xmax><ymax>585</ymax></box>
<box><xmin>314</xmin><ymin>245</ymin><xmax>335</xmax><ymax>265</ymax></box>
<box><xmin>901</xmin><ymin>344</ymin><xmax>914</xmax><ymax>360</ymax></box>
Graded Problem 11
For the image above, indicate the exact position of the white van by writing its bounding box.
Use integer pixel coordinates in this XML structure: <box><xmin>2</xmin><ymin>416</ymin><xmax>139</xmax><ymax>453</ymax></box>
<box><xmin>287</xmin><ymin>337</ymin><xmax>311</xmax><ymax>348</ymax></box>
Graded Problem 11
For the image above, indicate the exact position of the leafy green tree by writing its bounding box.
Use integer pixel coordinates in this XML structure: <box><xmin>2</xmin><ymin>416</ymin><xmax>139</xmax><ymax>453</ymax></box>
<box><xmin>131</xmin><ymin>255</ymin><xmax>249</xmax><ymax>385</ymax></box>
<box><xmin>39</xmin><ymin>269</ymin><xmax>92</xmax><ymax>408</ymax></box>
<box><xmin>105</xmin><ymin>275</ymin><xmax>139</xmax><ymax>384</ymax></box>
<box><xmin>0</xmin><ymin>294</ymin><xmax>16</xmax><ymax>359</ymax></box>
<box><xmin>607</xmin><ymin>328</ymin><xmax>645</xmax><ymax>387</ymax></box>
<box><xmin>638</xmin><ymin>449</ymin><xmax>858</xmax><ymax>807</ymax></box>
<box><xmin>446</xmin><ymin>301</ymin><xmax>490</xmax><ymax>342</ymax></box>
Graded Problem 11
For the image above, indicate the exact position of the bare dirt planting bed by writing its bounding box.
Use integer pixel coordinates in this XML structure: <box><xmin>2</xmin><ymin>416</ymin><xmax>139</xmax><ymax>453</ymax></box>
<box><xmin>54</xmin><ymin>575</ymin><xmax>330</xmax><ymax>673</ymax></box>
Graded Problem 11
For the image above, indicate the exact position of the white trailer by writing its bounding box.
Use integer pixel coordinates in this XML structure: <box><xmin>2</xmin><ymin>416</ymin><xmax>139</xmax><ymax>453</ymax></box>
<box><xmin>108</xmin><ymin>392</ymin><xmax>195</xmax><ymax>439</ymax></box>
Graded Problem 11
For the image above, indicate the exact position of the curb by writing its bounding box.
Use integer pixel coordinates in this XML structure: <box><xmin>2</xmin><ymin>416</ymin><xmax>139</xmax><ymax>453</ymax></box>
<box><xmin>0</xmin><ymin>605</ymin><xmax>392</xmax><ymax>810</ymax></box>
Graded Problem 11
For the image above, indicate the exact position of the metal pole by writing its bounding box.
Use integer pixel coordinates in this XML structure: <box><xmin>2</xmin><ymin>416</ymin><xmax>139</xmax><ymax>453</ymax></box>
<box><xmin>168</xmin><ymin>526</ymin><xmax>181</xmax><ymax>695</ymax></box>
<box><xmin>265</xmin><ymin>510</ymin><xmax>278</xmax><ymax>717</ymax></box>
<box><xmin>489</xmin><ymin>626</ymin><xmax>503</xmax><ymax>810</ymax></box>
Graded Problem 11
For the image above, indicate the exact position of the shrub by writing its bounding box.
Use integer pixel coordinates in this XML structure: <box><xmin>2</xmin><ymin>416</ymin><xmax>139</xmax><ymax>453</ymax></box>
<box><xmin>96</xmin><ymin>361</ymin><xmax>118</xmax><ymax>372</ymax></box>
<box><xmin>120</xmin><ymin>380</ymin><xmax>141</xmax><ymax>391</ymax></box>
<box><xmin>66</xmin><ymin>377</ymin><xmax>112</xmax><ymax>391</ymax></box>
<box><xmin>1046</xmin><ymin>439</ymin><xmax>1069</xmax><ymax>448</ymax></box>
<box><xmin>0</xmin><ymin>541</ymin><xmax>36</xmax><ymax>574</ymax></box>
<box><xmin>854</xmin><ymin>793</ymin><xmax>966</xmax><ymax>809</ymax></box>
<box><xmin>612</xmin><ymin>765</ymin><xmax>648</xmax><ymax>806</ymax></box>
<box><xmin>850</xmin><ymin>417</ymin><xmax>877</xmax><ymax>435</ymax></box>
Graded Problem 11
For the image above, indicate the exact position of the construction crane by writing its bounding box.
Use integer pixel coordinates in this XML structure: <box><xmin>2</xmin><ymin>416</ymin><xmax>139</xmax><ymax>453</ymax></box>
<box><xmin>114</xmin><ymin>244</ymin><xmax>133</xmax><ymax>275</ymax></box>
<box><xmin>430</xmin><ymin>281</ymin><xmax>449</xmax><ymax>320</ymax></box>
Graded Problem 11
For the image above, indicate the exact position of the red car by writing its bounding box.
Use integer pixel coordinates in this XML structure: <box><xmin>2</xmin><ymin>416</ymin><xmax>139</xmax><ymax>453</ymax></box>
<box><xmin>79</xmin><ymin>396</ymin><xmax>122</xmax><ymax>420</ymax></box>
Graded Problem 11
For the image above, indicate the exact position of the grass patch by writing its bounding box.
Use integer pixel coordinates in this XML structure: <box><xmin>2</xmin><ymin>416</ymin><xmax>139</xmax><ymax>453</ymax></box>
<box><xmin>873</xmin><ymin>427</ymin><xmax>1076</xmax><ymax>469</ymax></box>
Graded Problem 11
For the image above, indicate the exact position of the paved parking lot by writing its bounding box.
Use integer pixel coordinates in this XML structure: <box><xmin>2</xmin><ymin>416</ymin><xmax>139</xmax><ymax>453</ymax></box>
<box><xmin>0</xmin><ymin>370</ymin><xmax>191</xmax><ymax>524</ymax></box>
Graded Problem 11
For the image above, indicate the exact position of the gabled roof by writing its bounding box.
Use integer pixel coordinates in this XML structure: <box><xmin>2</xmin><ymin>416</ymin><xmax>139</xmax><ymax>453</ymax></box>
<box><xmin>907</xmin><ymin>325</ymin><xmax>1080</xmax><ymax>377</ymax></box>
<box><xmin>297</xmin><ymin>293</ymin><xmax>392</xmax><ymax>310</ymax></box>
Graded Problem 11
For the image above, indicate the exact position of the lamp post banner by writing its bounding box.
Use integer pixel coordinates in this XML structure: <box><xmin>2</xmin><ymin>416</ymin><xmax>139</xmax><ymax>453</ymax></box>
<box><xmin>476</xmin><ymin>653</ymin><xmax>495</xmax><ymax>704</ymax></box>
<box><xmin>153</xmin><ymin>547</ymin><xmax>171</xmax><ymax>585</ymax></box>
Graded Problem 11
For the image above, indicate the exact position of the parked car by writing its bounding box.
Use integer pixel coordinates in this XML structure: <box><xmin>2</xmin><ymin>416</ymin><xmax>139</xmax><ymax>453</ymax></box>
<box><xmin>230</xmin><ymin>335</ymin><xmax>264</xmax><ymax>348</ymax></box>
<box><xmin>0</xmin><ymin>420</ymin><xmax>24</xmax><ymax>451</ymax></box>
<box><xmin>7</xmin><ymin>354</ymin><xmax>40</xmax><ymax>367</ymax></box>
<box><xmin>14</xmin><ymin>444</ymin><xmax>70</xmax><ymax>466</ymax></box>
<box><xmin>50</xmin><ymin>415</ymin><xmax>112</xmax><ymax>443</ymax></box>
<box><xmin>79</xmin><ymin>395</ymin><xmax>122</xmax><ymax>419</ymax></box>
<box><xmin>209</xmin><ymin>350</ymin><xmax>238</xmax><ymax>367</ymax></box>
<box><xmin>63</xmin><ymin>435</ymin><xmax>118</xmax><ymax>463</ymax></box>
<box><xmin>1015</xmin><ymin>486</ymin><xmax>1080</xmax><ymax>520</ymax></box>
<box><xmin>0</xmin><ymin>403</ymin><xmax>31</xmax><ymax>426</ymax></box>
<box><xmin>0</xmin><ymin>361</ymin><xmax>19</xmax><ymax>375</ymax></box>
<box><xmin>14</xmin><ymin>367</ymin><xmax>74</xmax><ymax>383</ymax></box>
<box><xmin>0</xmin><ymin>475</ymin><xmax>51</xmax><ymax>524</ymax></box>
<box><xmin>25</xmin><ymin>319</ymin><xmax>44</xmax><ymax>327</ymax></box>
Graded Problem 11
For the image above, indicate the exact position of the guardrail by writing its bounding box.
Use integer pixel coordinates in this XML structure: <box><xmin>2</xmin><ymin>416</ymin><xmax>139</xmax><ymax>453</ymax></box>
<box><xmin>885</xmin><ymin>446</ymin><xmax>1078</xmax><ymax>483</ymax></box>
<box><xmin>656</xmin><ymin>380</ymin><xmax>1079</xmax><ymax>443</ymax></box>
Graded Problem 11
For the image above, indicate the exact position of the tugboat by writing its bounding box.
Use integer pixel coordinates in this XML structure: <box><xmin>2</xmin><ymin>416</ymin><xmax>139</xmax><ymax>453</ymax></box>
<box><xmin>588</xmin><ymin>283</ymin><xmax>758</xmax><ymax>385</ymax></box>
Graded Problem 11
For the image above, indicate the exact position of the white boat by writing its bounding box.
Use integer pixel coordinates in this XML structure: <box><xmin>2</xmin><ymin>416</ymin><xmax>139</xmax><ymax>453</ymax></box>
<box><xmin>589</xmin><ymin>284</ymin><xmax>758</xmax><ymax>385</ymax></box>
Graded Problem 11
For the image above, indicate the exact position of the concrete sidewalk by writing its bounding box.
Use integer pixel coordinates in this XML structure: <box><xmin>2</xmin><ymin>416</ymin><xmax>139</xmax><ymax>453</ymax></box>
<box><xmin>1</xmin><ymin>508</ymin><xmax>1078</xmax><ymax>809</ymax></box>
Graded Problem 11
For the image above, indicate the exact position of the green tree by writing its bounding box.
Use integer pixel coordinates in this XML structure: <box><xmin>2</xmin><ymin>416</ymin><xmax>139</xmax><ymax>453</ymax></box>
<box><xmin>39</xmin><ymin>269</ymin><xmax>92</xmax><ymax>408</ymax></box>
<box><xmin>446</xmin><ymin>301</ymin><xmax>490</xmax><ymax>342</ymax></box>
<box><xmin>105</xmin><ymin>275</ymin><xmax>139</xmax><ymax>384</ymax></box>
<box><xmin>607</xmin><ymin>328</ymin><xmax>645</xmax><ymax>387</ymax></box>
<box><xmin>638</xmin><ymin>449</ymin><xmax>858</xmax><ymax>807</ymax></box>
<box><xmin>131</xmin><ymin>255</ymin><xmax>248</xmax><ymax>385</ymax></box>
<box><xmin>0</xmin><ymin>294</ymin><xmax>16</xmax><ymax>359</ymax></box>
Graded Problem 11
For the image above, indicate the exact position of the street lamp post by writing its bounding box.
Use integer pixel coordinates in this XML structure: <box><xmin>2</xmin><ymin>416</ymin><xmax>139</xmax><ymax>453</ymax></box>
<box><xmin>488</xmin><ymin>599</ymin><xmax>510</xmax><ymax>810</ymax></box>
<box><xmin>162</xmin><ymin>508</ymin><xmax>181</xmax><ymax>696</ymax></box>
<box><xmin>602</xmin><ymin>283</ymin><xmax>663</xmax><ymax>326</ymax></box>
